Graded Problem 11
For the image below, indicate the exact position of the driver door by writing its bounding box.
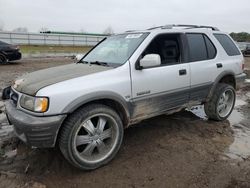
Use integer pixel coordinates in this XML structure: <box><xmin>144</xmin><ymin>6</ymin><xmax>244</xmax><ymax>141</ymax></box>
<box><xmin>130</xmin><ymin>33</ymin><xmax>190</xmax><ymax>120</ymax></box>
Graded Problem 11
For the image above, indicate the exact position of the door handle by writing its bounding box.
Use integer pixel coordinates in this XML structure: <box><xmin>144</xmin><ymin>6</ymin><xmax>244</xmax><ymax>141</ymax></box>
<box><xmin>179</xmin><ymin>69</ymin><xmax>187</xmax><ymax>76</ymax></box>
<box><xmin>216</xmin><ymin>63</ymin><xmax>223</xmax><ymax>68</ymax></box>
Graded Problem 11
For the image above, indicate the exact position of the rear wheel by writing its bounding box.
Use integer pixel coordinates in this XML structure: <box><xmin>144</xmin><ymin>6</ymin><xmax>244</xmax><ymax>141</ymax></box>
<box><xmin>59</xmin><ymin>104</ymin><xmax>124</xmax><ymax>170</ymax></box>
<box><xmin>204</xmin><ymin>83</ymin><xmax>235</xmax><ymax>121</ymax></box>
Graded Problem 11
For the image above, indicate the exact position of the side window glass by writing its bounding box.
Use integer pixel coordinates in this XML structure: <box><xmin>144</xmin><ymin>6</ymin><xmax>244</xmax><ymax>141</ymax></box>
<box><xmin>204</xmin><ymin>35</ymin><xmax>216</xmax><ymax>59</ymax></box>
<box><xmin>142</xmin><ymin>34</ymin><xmax>181</xmax><ymax>66</ymax></box>
<box><xmin>213</xmin><ymin>34</ymin><xmax>241</xmax><ymax>56</ymax></box>
<box><xmin>186</xmin><ymin>34</ymin><xmax>207</xmax><ymax>62</ymax></box>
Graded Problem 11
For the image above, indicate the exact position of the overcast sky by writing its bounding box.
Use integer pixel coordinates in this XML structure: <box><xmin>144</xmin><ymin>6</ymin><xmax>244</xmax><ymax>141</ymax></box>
<box><xmin>0</xmin><ymin>0</ymin><xmax>249</xmax><ymax>33</ymax></box>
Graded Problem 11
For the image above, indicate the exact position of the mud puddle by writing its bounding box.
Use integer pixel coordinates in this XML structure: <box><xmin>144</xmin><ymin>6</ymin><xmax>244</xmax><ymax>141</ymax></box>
<box><xmin>226</xmin><ymin>95</ymin><xmax>250</xmax><ymax>160</ymax></box>
<box><xmin>190</xmin><ymin>93</ymin><xmax>250</xmax><ymax>161</ymax></box>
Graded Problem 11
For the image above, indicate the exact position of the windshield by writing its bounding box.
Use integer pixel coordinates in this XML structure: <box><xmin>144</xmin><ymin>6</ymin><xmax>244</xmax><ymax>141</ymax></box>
<box><xmin>0</xmin><ymin>41</ymin><xmax>9</xmax><ymax>46</ymax></box>
<box><xmin>81</xmin><ymin>33</ymin><xmax>148</xmax><ymax>66</ymax></box>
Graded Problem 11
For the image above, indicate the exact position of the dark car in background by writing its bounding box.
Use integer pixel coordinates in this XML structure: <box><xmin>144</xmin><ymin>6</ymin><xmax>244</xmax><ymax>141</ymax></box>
<box><xmin>0</xmin><ymin>41</ymin><xmax>22</xmax><ymax>64</ymax></box>
<box><xmin>241</xmin><ymin>43</ymin><xmax>250</xmax><ymax>57</ymax></box>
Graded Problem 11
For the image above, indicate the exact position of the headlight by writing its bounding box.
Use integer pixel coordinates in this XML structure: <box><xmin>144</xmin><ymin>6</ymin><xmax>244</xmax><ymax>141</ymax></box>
<box><xmin>20</xmin><ymin>95</ymin><xmax>49</xmax><ymax>113</ymax></box>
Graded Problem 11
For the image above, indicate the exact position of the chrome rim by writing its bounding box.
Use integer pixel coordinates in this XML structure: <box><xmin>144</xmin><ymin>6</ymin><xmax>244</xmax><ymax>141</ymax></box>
<box><xmin>217</xmin><ymin>89</ymin><xmax>235</xmax><ymax>118</ymax></box>
<box><xmin>73</xmin><ymin>114</ymin><xmax>119</xmax><ymax>164</ymax></box>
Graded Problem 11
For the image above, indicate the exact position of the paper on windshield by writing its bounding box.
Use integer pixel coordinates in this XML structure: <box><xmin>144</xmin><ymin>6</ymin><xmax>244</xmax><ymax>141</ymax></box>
<box><xmin>126</xmin><ymin>34</ymin><xmax>143</xmax><ymax>39</ymax></box>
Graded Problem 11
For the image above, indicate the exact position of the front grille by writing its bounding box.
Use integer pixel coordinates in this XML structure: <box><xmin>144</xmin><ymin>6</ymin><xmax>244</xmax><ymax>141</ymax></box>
<box><xmin>10</xmin><ymin>89</ymin><xmax>19</xmax><ymax>106</ymax></box>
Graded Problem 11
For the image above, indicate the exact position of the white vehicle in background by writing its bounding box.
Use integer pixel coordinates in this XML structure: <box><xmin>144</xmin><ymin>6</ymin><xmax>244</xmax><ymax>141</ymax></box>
<box><xmin>3</xmin><ymin>25</ymin><xmax>246</xmax><ymax>170</ymax></box>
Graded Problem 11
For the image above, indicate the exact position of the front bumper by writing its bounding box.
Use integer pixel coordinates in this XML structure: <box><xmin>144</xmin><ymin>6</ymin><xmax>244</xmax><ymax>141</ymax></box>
<box><xmin>235</xmin><ymin>73</ymin><xmax>247</xmax><ymax>90</ymax></box>
<box><xmin>5</xmin><ymin>51</ymin><xmax>22</xmax><ymax>61</ymax></box>
<box><xmin>5</xmin><ymin>100</ymin><xmax>66</xmax><ymax>148</ymax></box>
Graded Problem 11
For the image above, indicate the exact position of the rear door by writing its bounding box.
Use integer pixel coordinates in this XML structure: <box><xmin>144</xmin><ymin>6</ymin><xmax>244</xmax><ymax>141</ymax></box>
<box><xmin>186</xmin><ymin>33</ymin><xmax>217</xmax><ymax>103</ymax></box>
<box><xmin>130</xmin><ymin>33</ymin><xmax>190</xmax><ymax>120</ymax></box>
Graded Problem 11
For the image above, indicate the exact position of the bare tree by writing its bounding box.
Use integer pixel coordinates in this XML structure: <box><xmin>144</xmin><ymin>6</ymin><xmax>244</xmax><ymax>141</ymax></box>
<box><xmin>13</xmin><ymin>27</ymin><xmax>28</xmax><ymax>33</ymax></box>
<box><xmin>103</xmin><ymin>26</ymin><xmax>114</xmax><ymax>35</ymax></box>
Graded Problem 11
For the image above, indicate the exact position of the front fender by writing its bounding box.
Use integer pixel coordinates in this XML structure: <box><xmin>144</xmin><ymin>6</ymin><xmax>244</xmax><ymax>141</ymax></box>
<box><xmin>62</xmin><ymin>91</ymin><xmax>131</xmax><ymax>119</ymax></box>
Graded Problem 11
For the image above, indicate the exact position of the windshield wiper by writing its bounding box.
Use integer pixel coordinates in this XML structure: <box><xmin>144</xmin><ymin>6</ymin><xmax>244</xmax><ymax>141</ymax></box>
<box><xmin>89</xmin><ymin>61</ymin><xmax>109</xmax><ymax>66</ymax></box>
<box><xmin>77</xmin><ymin>60</ymin><xmax>109</xmax><ymax>67</ymax></box>
<box><xmin>76</xmin><ymin>60</ymin><xmax>89</xmax><ymax>64</ymax></box>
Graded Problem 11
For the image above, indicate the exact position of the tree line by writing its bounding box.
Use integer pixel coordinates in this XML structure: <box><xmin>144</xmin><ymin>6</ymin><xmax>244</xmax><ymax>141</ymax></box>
<box><xmin>230</xmin><ymin>32</ymin><xmax>250</xmax><ymax>42</ymax></box>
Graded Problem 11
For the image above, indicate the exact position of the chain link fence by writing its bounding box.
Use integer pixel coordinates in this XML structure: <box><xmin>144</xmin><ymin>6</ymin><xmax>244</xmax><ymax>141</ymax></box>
<box><xmin>0</xmin><ymin>31</ymin><xmax>106</xmax><ymax>46</ymax></box>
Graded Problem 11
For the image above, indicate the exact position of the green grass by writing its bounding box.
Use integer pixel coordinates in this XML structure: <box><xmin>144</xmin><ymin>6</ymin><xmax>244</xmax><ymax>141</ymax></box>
<box><xmin>20</xmin><ymin>45</ymin><xmax>92</xmax><ymax>54</ymax></box>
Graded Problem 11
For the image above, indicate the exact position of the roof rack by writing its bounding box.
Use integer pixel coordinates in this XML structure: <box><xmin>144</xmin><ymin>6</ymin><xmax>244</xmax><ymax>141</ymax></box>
<box><xmin>147</xmin><ymin>24</ymin><xmax>219</xmax><ymax>31</ymax></box>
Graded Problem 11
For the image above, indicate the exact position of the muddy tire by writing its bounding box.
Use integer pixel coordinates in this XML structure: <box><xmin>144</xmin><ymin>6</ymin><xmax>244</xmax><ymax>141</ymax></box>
<box><xmin>204</xmin><ymin>83</ymin><xmax>235</xmax><ymax>121</ymax></box>
<box><xmin>0</xmin><ymin>54</ymin><xmax>7</xmax><ymax>64</ymax></box>
<box><xmin>59</xmin><ymin>104</ymin><xmax>124</xmax><ymax>170</ymax></box>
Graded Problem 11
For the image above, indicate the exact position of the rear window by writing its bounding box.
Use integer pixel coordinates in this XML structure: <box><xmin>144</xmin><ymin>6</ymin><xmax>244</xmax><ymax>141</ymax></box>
<box><xmin>214</xmin><ymin>34</ymin><xmax>241</xmax><ymax>56</ymax></box>
<box><xmin>186</xmin><ymin>33</ymin><xmax>216</xmax><ymax>62</ymax></box>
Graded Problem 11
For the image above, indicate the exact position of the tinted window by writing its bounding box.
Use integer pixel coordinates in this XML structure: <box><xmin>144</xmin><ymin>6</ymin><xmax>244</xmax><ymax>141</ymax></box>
<box><xmin>214</xmin><ymin>34</ymin><xmax>240</xmax><ymax>56</ymax></box>
<box><xmin>187</xmin><ymin>34</ymin><xmax>207</xmax><ymax>62</ymax></box>
<box><xmin>204</xmin><ymin>35</ymin><xmax>216</xmax><ymax>59</ymax></box>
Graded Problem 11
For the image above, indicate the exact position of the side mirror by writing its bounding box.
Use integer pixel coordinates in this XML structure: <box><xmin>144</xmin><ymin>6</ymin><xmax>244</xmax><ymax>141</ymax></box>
<box><xmin>138</xmin><ymin>54</ymin><xmax>161</xmax><ymax>69</ymax></box>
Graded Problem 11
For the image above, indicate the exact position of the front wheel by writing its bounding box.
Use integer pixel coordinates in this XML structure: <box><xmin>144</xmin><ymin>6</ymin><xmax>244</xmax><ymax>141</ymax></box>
<box><xmin>0</xmin><ymin>54</ymin><xmax>7</xmax><ymax>64</ymax></box>
<box><xmin>59</xmin><ymin>104</ymin><xmax>124</xmax><ymax>170</ymax></box>
<box><xmin>204</xmin><ymin>83</ymin><xmax>236</xmax><ymax>121</ymax></box>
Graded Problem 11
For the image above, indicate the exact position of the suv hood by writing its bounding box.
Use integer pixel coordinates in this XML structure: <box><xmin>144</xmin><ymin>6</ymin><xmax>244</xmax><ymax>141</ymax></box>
<box><xmin>13</xmin><ymin>63</ymin><xmax>112</xmax><ymax>95</ymax></box>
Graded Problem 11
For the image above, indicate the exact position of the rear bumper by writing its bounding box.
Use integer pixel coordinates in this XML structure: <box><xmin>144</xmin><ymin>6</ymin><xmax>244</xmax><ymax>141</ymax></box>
<box><xmin>235</xmin><ymin>73</ymin><xmax>246</xmax><ymax>90</ymax></box>
<box><xmin>5</xmin><ymin>100</ymin><xmax>66</xmax><ymax>148</ymax></box>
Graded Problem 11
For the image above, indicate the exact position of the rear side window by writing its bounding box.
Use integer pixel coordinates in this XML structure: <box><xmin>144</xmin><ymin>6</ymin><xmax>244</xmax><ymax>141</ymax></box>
<box><xmin>186</xmin><ymin>33</ymin><xmax>216</xmax><ymax>62</ymax></box>
<box><xmin>214</xmin><ymin>34</ymin><xmax>241</xmax><ymax>56</ymax></box>
<box><xmin>204</xmin><ymin>35</ymin><xmax>216</xmax><ymax>59</ymax></box>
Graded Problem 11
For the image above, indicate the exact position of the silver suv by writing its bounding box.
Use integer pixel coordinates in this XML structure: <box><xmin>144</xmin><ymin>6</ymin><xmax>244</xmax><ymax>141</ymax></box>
<box><xmin>2</xmin><ymin>25</ymin><xmax>246</xmax><ymax>170</ymax></box>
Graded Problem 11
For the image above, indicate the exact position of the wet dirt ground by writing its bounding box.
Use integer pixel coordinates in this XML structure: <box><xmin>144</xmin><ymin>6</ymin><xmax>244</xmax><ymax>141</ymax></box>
<box><xmin>0</xmin><ymin>57</ymin><xmax>250</xmax><ymax>188</ymax></box>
